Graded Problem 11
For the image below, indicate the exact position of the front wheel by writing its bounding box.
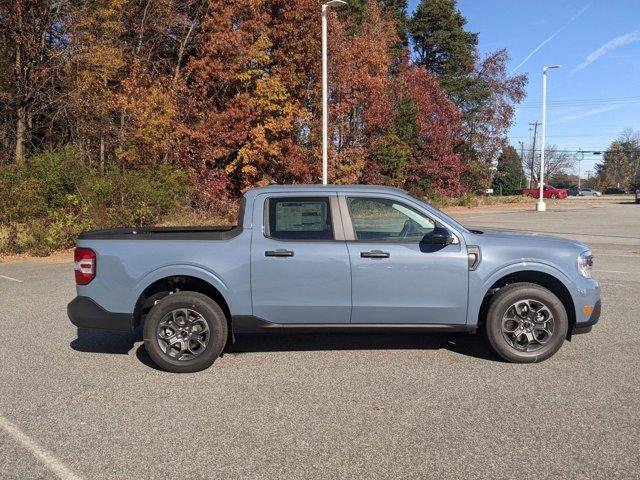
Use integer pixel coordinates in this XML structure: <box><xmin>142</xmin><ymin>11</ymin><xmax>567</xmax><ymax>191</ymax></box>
<box><xmin>550</xmin><ymin>194</ymin><xmax>557</xmax><ymax>199</ymax></box>
<box><xmin>483</xmin><ymin>283</ymin><xmax>568</xmax><ymax>363</ymax></box>
<box><xmin>143</xmin><ymin>291</ymin><xmax>228</xmax><ymax>373</ymax></box>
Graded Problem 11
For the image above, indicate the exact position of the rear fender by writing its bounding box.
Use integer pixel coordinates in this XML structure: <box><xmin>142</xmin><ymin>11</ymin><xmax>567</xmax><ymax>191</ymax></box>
<box><xmin>134</xmin><ymin>264</ymin><xmax>238</xmax><ymax>315</ymax></box>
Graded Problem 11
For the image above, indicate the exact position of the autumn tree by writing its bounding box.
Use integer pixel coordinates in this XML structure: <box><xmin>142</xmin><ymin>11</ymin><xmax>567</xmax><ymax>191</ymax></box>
<box><xmin>0</xmin><ymin>0</ymin><xmax>69</xmax><ymax>164</ymax></box>
<box><xmin>596</xmin><ymin>129</ymin><xmax>640</xmax><ymax>189</ymax></box>
<box><xmin>0</xmin><ymin>0</ymin><xmax>527</xmax><ymax>223</ymax></box>
<box><xmin>329</xmin><ymin>1</ymin><xmax>396</xmax><ymax>184</ymax></box>
<box><xmin>410</xmin><ymin>0</ymin><xmax>526</xmax><ymax>190</ymax></box>
<box><xmin>178</xmin><ymin>1</ymin><xmax>315</xmax><ymax>206</ymax></box>
<box><xmin>595</xmin><ymin>140</ymin><xmax>634</xmax><ymax>190</ymax></box>
<box><xmin>461</xmin><ymin>50</ymin><xmax>527</xmax><ymax>189</ymax></box>
<box><xmin>527</xmin><ymin>145</ymin><xmax>573</xmax><ymax>184</ymax></box>
<box><xmin>346</xmin><ymin>0</ymin><xmax>409</xmax><ymax>56</ymax></box>
<box><xmin>66</xmin><ymin>0</ymin><xmax>126</xmax><ymax>171</ymax></box>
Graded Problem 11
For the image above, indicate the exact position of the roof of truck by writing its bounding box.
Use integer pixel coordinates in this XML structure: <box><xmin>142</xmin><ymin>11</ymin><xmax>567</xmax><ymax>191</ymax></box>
<box><xmin>243</xmin><ymin>184</ymin><xmax>409</xmax><ymax>200</ymax></box>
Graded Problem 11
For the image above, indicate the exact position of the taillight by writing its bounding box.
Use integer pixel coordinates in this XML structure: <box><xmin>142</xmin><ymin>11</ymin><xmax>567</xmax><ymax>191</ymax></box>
<box><xmin>74</xmin><ymin>247</ymin><xmax>96</xmax><ymax>285</ymax></box>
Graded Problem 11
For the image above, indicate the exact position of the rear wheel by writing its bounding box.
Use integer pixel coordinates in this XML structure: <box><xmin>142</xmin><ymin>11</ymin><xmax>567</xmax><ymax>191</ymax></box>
<box><xmin>143</xmin><ymin>291</ymin><xmax>228</xmax><ymax>373</ymax></box>
<box><xmin>483</xmin><ymin>283</ymin><xmax>568</xmax><ymax>363</ymax></box>
<box><xmin>550</xmin><ymin>194</ymin><xmax>557</xmax><ymax>199</ymax></box>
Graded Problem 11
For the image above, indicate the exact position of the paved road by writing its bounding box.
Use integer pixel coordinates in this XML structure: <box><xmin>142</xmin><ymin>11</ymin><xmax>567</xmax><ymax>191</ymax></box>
<box><xmin>1</xmin><ymin>198</ymin><xmax>639</xmax><ymax>479</ymax></box>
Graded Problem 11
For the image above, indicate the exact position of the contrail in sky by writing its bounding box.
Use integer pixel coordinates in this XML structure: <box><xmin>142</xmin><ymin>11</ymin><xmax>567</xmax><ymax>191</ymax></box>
<box><xmin>555</xmin><ymin>104</ymin><xmax>624</xmax><ymax>123</ymax></box>
<box><xmin>510</xmin><ymin>4</ymin><xmax>590</xmax><ymax>74</ymax></box>
<box><xmin>572</xmin><ymin>30</ymin><xmax>640</xmax><ymax>73</ymax></box>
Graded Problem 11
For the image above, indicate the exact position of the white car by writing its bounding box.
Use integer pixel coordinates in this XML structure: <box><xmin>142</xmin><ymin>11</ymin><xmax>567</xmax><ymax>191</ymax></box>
<box><xmin>578</xmin><ymin>188</ymin><xmax>602</xmax><ymax>197</ymax></box>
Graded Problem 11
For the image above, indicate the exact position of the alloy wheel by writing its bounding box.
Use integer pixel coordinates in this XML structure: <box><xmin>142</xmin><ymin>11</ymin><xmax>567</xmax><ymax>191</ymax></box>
<box><xmin>157</xmin><ymin>308</ymin><xmax>210</xmax><ymax>360</ymax></box>
<box><xmin>501</xmin><ymin>299</ymin><xmax>555</xmax><ymax>352</ymax></box>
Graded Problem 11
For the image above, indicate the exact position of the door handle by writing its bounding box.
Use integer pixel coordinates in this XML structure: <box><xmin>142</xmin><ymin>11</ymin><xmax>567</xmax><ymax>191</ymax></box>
<box><xmin>265</xmin><ymin>249</ymin><xmax>294</xmax><ymax>257</ymax></box>
<box><xmin>360</xmin><ymin>250</ymin><xmax>390</xmax><ymax>259</ymax></box>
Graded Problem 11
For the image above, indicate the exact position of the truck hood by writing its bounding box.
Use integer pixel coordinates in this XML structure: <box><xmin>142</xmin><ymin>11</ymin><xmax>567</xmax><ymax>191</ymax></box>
<box><xmin>466</xmin><ymin>228</ymin><xmax>588</xmax><ymax>252</ymax></box>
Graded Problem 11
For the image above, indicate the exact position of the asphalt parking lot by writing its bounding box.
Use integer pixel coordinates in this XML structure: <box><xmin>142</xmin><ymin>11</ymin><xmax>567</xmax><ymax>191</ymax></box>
<box><xmin>1</xmin><ymin>196</ymin><xmax>639</xmax><ymax>480</ymax></box>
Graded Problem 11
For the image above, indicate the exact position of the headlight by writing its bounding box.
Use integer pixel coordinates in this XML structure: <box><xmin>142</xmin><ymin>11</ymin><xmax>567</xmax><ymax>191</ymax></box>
<box><xmin>578</xmin><ymin>251</ymin><xmax>593</xmax><ymax>278</ymax></box>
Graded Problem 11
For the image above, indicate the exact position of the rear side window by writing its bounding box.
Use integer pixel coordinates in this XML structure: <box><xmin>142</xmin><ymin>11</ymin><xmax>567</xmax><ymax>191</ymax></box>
<box><xmin>267</xmin><ymin>197</ymin><xmax>333</xmax><ymax>240</ymax></box>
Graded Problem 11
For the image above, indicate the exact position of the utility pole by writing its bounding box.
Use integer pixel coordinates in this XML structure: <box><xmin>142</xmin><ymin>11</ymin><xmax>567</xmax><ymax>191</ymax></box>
<box><xmin>529</xmin><ymin>121</ymin><xmax>540</xmax><ymax>189</ymax></box>
<box><xmin>518</xmin><ymin>141</ymin><xmax>525</xmax><ymax>190</ymax></box>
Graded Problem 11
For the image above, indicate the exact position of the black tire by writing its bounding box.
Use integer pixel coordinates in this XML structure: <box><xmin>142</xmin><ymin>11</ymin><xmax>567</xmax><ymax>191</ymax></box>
<box><xmin>483</xmin><ymin>282</ymin><xmax>568</xmax><ymax>363</ymax></box>
<box><xmin>550</xmin><ymin>194</ymin><xmax>557</xmax><ymax>199</ymax></box>
<box><xmin>143</xmin><ymin>291</ymin><xmax>228</xmax><ymax>373</ymax></box>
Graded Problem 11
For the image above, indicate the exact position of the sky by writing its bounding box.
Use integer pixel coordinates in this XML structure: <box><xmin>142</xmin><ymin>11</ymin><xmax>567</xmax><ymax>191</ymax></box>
<box><xmin>407</xmin><ymin>0</ymin><xmax>640</xmax><ymax>177</ymax></box>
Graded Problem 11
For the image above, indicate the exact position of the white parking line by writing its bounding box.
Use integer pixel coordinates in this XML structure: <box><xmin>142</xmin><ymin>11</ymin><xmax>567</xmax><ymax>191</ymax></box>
<box><xmin>0</xmin><ymin>415</ymin><xmax>83</xmax><ymax>480</ymax></box>
<box><xmin>0</xmin><ymin>274</ymin><xmax>23</xmax><ymax>283</ymax></box>
<box><xmin>595</xmin><ymin>270</ymin><xmax>632</xmax><ymax>274</ymax></box>
<box><xmin>593</xmin><ymin>253</ymin><xmax>640</xmax><ymax>258</ymax></box>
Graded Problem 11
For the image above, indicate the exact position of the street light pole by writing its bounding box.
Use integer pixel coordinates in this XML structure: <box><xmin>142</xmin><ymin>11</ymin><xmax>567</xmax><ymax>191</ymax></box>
<box><xmin>576</xmin><ymin>149</ymin><xmax>584</xmax><ymax>189</ymax></box>
<box><xmin>321</xmin><ymin>0</ymin><xmax>346</xmax><ymax>185</ymax></box>
<box><xmin>537</xmin><ymin>64</ymin><xmax>561</xmax><ymax>212</ymax></box>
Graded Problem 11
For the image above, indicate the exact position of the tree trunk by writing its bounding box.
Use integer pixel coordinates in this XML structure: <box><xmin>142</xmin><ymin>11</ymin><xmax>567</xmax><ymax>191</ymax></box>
<box><xmin>174</xmin><ymin>11</ymin><xmax>199</xmax><ymax>82</ymax></box>
<box><xmin>15</xmin><ymin>106</ymin><xmax>26</xmax><ymax>165</ymax></box>
<box><xmin>14</xmin><ymin>19</ymin><xmax>25</xmax><ymax>165</ymax></box>
<box><xmin>99</xmin><ymin>136</ymin><xmax>105</xmax><ymax>173</ymax></box>
<box><xmin>136</xmin><ymin>0</ymin><xmax>152</xmax><ymax>55</ymax></box>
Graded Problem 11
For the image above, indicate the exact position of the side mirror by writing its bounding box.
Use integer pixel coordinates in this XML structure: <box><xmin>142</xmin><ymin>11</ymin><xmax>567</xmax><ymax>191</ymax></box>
<box><xmin>422</xmin><ymin>226</ymin><xmax>454</xmax><ymax>245</ymax></box>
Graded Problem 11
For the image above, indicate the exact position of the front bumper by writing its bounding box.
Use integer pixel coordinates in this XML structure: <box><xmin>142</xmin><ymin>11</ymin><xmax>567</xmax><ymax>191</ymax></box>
<box><xmin>68</xmin><ymin>296</ymin><xmax>133</xmax><ymax>332</ymax></box>
<box><xmin>572</xmin><ymin>299</ymin><xmax>601</xmax><ymax>335</ymax></box>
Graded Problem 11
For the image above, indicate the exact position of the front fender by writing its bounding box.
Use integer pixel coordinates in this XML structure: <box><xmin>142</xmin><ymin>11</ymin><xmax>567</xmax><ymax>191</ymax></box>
<box><xmin>466</xmin><ymin>261</ymin><xmax>574</xmax><ymax>326</ymax></box>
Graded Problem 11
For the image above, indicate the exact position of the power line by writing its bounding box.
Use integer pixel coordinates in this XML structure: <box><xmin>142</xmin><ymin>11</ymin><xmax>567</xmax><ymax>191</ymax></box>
<box><xmin>509</xmin><ymin>133</ymin><xmax>624</xmax><ymax>139</ymax></box>
<box><xmin>519</xmin><ymin>95</ymin><xmax>640</xmax><ymax>103</ymax></box>
<box><xmin>512</xmin><ymin>124</ymin><xmax>640</xmax><ymax>130</ymax></box>
<box><xmin>516</xmin><ymin>95</ymin><xmax>640</xmax><ymax>108</ymax></box>
<box><xmin>526</xmin><ymin>148</ymin><xmax>640</xmax><ymax>154</ymax></box>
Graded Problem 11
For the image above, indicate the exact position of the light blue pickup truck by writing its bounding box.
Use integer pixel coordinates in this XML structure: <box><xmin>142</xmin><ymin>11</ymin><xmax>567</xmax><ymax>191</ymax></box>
<box><xmin>68</xmin><ymin>185</ymin><xmax>600</xmax><ymax>372</ymax></box>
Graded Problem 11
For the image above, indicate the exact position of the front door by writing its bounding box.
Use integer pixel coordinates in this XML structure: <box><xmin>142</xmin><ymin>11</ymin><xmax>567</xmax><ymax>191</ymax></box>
<box><xmin>342</xmin><ymin>195</ymin><xmax>469</xmax><ymax>325</ymax></box>
<box><xmin>251</xmin><ymin>194</ymin><xmax>351</xmax><ymax>324</ymax></box>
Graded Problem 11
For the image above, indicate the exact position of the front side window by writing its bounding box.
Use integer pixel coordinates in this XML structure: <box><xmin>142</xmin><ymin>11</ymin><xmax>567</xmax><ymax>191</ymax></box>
<box><xmin>267</xmin><ymin>197</ymin><xmax>333</xmax><ymax>240</ymax></box>
<box><xmin>346</xmin><ymin>197</ymin><xmax>435</xmax><ymax>242</ymax></box>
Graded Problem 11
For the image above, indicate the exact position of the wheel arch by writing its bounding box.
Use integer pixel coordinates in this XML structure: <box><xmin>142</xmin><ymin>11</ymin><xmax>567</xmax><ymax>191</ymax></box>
<box><xmin>133</xmin><ymin>274</ymin><xmax>232</xmax><ymax>330</ymax></box>
<box><xmin>476</xmin><ymin>269</ymin><xmax>576</xmax><ymax>339</ymax></box>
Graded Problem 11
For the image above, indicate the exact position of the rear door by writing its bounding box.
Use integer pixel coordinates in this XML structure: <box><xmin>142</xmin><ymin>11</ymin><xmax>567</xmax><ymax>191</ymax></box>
<box><xmin>250</xmin><ymin>193</ymin><xmax>351</xmax><ymax>324</ymax></box>
<box><xmin>341</xmin><ymin>194</ymin><xmax>469</xmax><ymax>325</ymax></box>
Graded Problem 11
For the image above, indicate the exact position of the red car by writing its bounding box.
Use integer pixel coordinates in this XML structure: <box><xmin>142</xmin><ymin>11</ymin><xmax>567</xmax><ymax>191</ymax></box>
<box><xmin>521</xmin><ymin>185</ymin><xmax>568</xmax><ymax>199</ymax></box>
